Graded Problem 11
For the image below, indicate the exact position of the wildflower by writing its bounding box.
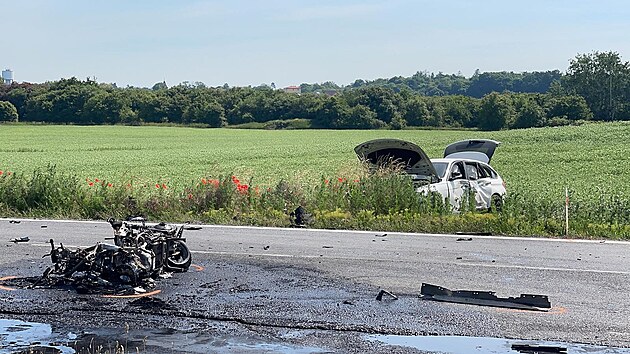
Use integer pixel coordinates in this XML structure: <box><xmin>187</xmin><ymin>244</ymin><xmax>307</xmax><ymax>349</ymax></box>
<box><xmin>201</xmin><ymin>178</ymin><xmax>207</xmax><ymax>185</ymax></box>
<box><xmin>107</xmin><ymin>183</ymin><xmax>113</xmax><ymax>187</ymax></box>
<box><xmin>162</xmin><ymin>183</ymin><xmax>167</xmax><ymax>189</ymax></box>
<box><xmin>0</xmin><ymin>171</ymin><xmax>3</xmax><ymax>175</ymax></box>
<box><xmin>337</xmin><ymin>177</ymin><xmax>345</xmax><ymax>183</ymax></box>
<box><xmin>88</xmin><ymin>182</ymin><xmax>94</xmax><ymax>187</ymax></box>
<box><xmin>353</xmin><ymin>179</ymin><xmax>360</xmax><ymax>183</ymax></box>
<box><xmin>155</xmin><ymin>183</ymin><xmax>160</xmax><ymax>189</ymax></box>
<box><xmin>232</xmin><ymin>175</ymin><xmax>240</xmax><ymax>185</ymax></box>
<box><xmin>210</xmin><ymin>179</ymin><xmax>220</xmax><ymax>187</ymax></box>
<box><xmin>324</xmin><ymin>179</ymin><xmax>329</xmax><ymax>185</ymax></box>
<box><xmin>95</xmin><ymin>178</ymin><xmax>100</xmax><ymax>182</ymax></box>
<box><xmin>187</xmin><ymin>193</ymin><xmax>193</xmax><ymax>200</ymax></box>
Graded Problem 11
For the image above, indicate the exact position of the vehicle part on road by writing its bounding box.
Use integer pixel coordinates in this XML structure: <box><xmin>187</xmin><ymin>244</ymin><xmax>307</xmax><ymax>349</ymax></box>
<box><xmin>10</xmin><ymin>237</ymin><xmax>29</xmax><ymax>243</ymax></box>
<box><xmin>456</xmin><ymin>237</ymin><xmax>473</xmax><ymax>241</ymax></box>
<box><xmin>511</xmin><ymin>343</ymin><xmax>568</xmax><ymax>353</ymax></box>
<box><xmin>290</xmin><ymin>206</ymin><xmax>311</xmax><ymax>228</ymax></box>
<box><xmin>376</xmin><ymin>289</ymin><xmax>398</xmax><ymax>301</ymax></box>
<box><xmin>183</xmin><ymin>225</ymin><xmax>202</xmax><ymax>230</ymax></box>
<box><xmin>420</xmin><ymin>283</ymin><xmax>551</xmax><ymax>311</ymax></box>
<box><xmin>8</xmin><ymin>220</ymin><xmax>21</xmax><ymax>224</ymax></box>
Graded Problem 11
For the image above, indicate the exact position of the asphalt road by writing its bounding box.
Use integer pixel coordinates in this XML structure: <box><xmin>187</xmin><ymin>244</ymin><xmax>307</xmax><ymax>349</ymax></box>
<box><xmin>1</xmin><ymin>218</ymin><xmax>629</xmax><ymax>353</ymax></box>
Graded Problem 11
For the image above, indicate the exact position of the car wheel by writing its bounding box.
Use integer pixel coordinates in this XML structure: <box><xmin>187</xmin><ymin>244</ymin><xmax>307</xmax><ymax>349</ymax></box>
<box><xmin>489</xmin><ymin>194</ymin><xmax>503</xmax><ymax>213</ymax></box>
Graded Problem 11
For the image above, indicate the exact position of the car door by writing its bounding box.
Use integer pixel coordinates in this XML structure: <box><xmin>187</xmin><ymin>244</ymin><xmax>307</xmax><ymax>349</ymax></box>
<box><xmin>465</xmin><ymin>161</ymin><xmax>491</xmax><ymax>209</ymax></box>
<box><xmin>446</xmin><ymin>161</ymin><xmax>470</xmax><ymax>210</ymax></box>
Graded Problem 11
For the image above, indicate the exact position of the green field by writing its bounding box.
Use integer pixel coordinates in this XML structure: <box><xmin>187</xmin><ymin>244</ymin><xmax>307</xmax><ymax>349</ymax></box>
<box><xmin>1</xmin><ymin>122</ymin><xmax>629</xmax><ymax>237</ymax></box>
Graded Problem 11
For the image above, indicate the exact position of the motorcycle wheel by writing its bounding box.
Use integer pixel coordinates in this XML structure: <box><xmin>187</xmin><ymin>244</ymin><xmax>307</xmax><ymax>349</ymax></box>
<box><xmin>166</xmin><ymin>240</ymin><xmax>191</xmax><ymax>271</ymax></box>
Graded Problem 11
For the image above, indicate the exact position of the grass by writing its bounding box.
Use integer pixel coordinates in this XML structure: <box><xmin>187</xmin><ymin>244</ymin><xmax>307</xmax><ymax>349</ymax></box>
<box><xmin>0</xmin><ymin>122</ymin><xmax>629</xmax><ymax>238</ymax></box>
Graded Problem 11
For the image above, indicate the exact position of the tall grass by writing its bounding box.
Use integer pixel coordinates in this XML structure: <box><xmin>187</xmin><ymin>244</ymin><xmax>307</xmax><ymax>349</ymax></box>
<box><xmin>1</xmin><ymin>165</ymin><xmax>627</xmax><ymax>239</ymax></box>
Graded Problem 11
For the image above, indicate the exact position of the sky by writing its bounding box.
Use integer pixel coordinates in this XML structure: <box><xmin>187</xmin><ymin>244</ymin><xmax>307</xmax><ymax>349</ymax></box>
<box><xmin>1</xmin><ymin>0</ymin><xmax>629</xmax><ymax>88</ymax></box>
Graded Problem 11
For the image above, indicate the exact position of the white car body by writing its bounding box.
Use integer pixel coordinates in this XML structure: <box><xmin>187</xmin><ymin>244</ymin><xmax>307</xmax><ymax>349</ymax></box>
<box><xmin>355</xmin><ymin>139</ymin><xmax>506</xmax><ymax>211</ymax></box>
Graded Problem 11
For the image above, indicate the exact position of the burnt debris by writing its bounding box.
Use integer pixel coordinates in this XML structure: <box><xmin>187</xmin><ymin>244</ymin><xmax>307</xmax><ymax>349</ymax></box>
<box><xmin>36</xmin><ymin>218</ymin><xmax>192</xmax><ymax>295</ymax></box>
<box><xmin>10</xmin><ymin>236</ymin><xmax>30</xmax><ymax>243</ymax></box>
<box><xmin>420</xmin><ymin>283</ymin><xmax>551</xmax><ymax>311</ymax></box>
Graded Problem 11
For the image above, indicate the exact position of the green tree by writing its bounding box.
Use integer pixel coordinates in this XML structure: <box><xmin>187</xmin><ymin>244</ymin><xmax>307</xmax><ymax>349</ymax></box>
<box><xmin>562</xmin><ymin>51</ymin><xmax>630</xmax><ymax>121</ymax></box>
<box><xmin>0</xmin><ymin>101</ymin><xmax>18</xmax><ymax>121</ymax></box>
<box><xmin>477</xmin><ymin>93</ymin><xmax>515</xmax><ymax>131</ymax></box>
<box><xmin>512</xmin><ymin>97</ymin><xmax>546</xmax><ymax>129</ymax></box>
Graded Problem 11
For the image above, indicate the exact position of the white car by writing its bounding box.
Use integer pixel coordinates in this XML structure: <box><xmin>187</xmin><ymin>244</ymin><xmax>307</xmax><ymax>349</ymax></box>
<box><xmin>354</xmin><ymin>139</ymin><xmax>506</xmax><ymax>211</ymax></box>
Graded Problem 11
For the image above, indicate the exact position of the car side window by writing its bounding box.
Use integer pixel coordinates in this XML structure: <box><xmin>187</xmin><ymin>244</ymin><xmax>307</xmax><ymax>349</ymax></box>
<box><xmin>465</xmin><ymin>162</ymin><xmax>478</xmax><ymax>181</ymax></box>
<box><xmin>480</xmin><ymin>164</ymin><xmax>496</xmax><ymax>178</ymax></box>
<box><xmin>477</xmin><ymin>164</ymin><xmax>489</xmax><ymax>178</ymax></box>
<box><xmin>450</xmin><ymin>162</ymin><xmax>465</xmax><ymax>180</ymax></box>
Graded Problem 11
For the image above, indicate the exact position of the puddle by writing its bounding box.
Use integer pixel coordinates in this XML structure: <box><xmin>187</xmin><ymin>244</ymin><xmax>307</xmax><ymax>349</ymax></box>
<box><xmin>366</xmin><ymin>334</ymin><xmax>630</xmax><ymax>354</ymax></box>
<box><xmin>0</xmin><ymin>318</ymin><xmax>74</xmax><ymax>353</ymax></box>
<box><xmin>1</xmin><ymin>318</ymin><xmax>326</xmax><ymax>353</ymax></box>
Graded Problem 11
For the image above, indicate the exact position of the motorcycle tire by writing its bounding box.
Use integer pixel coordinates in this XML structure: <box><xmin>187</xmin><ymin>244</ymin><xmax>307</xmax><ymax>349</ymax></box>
<box><xmin>166</xmin><ymin>240</ymin><xmax>191</xmax><ymax>271</ymax></box>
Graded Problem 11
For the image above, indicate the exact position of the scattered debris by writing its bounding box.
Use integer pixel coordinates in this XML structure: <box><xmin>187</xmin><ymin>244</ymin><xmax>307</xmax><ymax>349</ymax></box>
<box><xmin>263</xmin><ymin>245</ymin><xmax>270</xmax><ymax>250</ymax></box>
<box><xmin>420</xmin><ymin>283</ymin><xmax>551</xmax><ymax>311</ymax></box>
<box><xmin>183</xmin><ymin>225</ymin><xmax>202</xmax><ymax>231</ymax></box>
<box><xmin>375</xmin><ymin>233</ymin><xmax>388</xmax><ymax>237</ymax></box>
<box><xmin>290</xmin><ymin>206</ymin><xmax>312</xmax><ymax>228</ymax></box>
<box><xmin>41</xmin><ymin>225</ymin><xmax>48</xmax><ymax>228</ymax></box>
<box><xmin>456</xmin><ymin>237</ymin><xmax>473</xmax><ymax>241</ymax></box>
<box><xmin>511</xmin><ymin>344</ymin><xmax>567</xmax><ymax>354</ymax></box>
<box><xmin>456</xmin><ymin>256</ymin><xmax>463</xmax><ymax>260</ymax></box>
<box><xmin>10</xmin><ymin>237</ymin><xmax>29</xmax><ymax>243</ymax></box>
<box><xmin>9</xmin><ymin>220</ymin><xmax>21</xmax><ymax>224</ymax></box>
<box><xmin>342</xmin><ymin>299</ymin><xmax>355</xmax><ymax>305</ymax></box>
<box><xmin>34</xmin><ymin>218</ymin><xmax>192</xmax><ymax>295</ymax></box>
<box><xmin>322</xmin><ymin>245</ymin><xmax>334</xmax><ymax>249</ymax></box>
<box><xmin>376</xmin><ymin>289</ymin><xmax>398</xmax><ymax>301</ymax></box>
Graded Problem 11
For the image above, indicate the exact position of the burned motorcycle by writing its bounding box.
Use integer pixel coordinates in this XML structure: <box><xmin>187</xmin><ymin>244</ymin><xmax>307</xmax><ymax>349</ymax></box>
<box><xmin>107</xmin><ymin>217</ymin><xmax>192</xmax><ymax>273</ymax></box>
<box><xmin>38</xmin><ymin>218</ymin><xmax>191</xmax><ymax>293</ymax></box>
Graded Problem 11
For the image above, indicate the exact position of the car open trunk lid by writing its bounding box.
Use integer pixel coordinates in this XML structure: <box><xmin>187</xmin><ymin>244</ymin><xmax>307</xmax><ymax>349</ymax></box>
<box><xmin>354</xmin><ymin>139</ymin><xmax>438</xmax><ymax>181</ymax></box>
<box><xmin>443</xmin><ymin>139</ymin><xmax>501</xmax><ymax>163</ymax></box>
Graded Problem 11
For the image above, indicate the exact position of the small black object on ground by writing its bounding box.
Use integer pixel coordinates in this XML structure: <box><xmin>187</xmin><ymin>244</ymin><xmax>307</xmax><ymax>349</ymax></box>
<box><xmin>456</xmin><ymin>237</ymin><xmax>473</xmax><ymax>241</ymax></box>
<box><xmin>376</xmin><ymin>289</ymin><xmax>398</xmax><ymax>301</ymax></box>
<box><xmin>10</xmin><ymin>236</ymin><xmax>29</xmax><ymax>243</ymax></box>
<box><xmin>512</xmin><ymin>344</ymin><xmax>568</xmax><ymax>353</ymax></box>
<box><xmin>290</xmin><ymin>206</ymin><xmax>312</xmax><ymax>228</ymax></box>
<box><xmin>420</xmin><ymin>283</ymin><xmax>551</xmax><ymax>311</ymax></box>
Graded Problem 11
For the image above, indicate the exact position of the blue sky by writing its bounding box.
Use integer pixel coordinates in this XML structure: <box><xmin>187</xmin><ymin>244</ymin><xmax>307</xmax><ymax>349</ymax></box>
<box><xmin>2</xmin><ymin>0</ymin><xmax>629</xmax><ymax>88</ymax></box>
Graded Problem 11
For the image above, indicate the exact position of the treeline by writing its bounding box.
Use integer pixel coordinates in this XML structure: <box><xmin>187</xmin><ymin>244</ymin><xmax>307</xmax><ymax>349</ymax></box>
<box><xmin>303</xmin><ymin>70</ymin><xmax>562</xmax><ymax>98</ymax></box>
<box><xmin>0</xmin><ymin>79</ymin><xmax>592</xmax><ymax>130</ymax></box>
<box><xmin>0</xmin><ymin>51</ymin><xmax>628</xmax><ymax>130</ymax></box>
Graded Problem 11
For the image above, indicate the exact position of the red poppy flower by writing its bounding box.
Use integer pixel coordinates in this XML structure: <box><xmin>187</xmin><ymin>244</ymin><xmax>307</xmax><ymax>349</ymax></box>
<box><xmin>155</xmin><ymin>183</ymin><xmax>160</xmax><ymax>189</ymax></box>
<box><xmin>88</xmin><ymin>182</ymin><xmax>94</xmax><ymax>186</ymax></box>
<box><xmin>162</xmin><ymin>183</ymin><xmax>167</xmax><ymax>189</ymax></box>
<box><xmin>201</xmin><ymin>178</ymin><xmax>207</xmax><ymax>185</ymax></box>
<box><xmin>187</xmin><ymin>193</ymin><xmax>193</xmax><ymax>200</ymax></box>
<box><xmin>107</xmin><ymin>183</ymin><xmax>113</xmax><ymax>187</ymax></box>
<box><xmin>0</xmin><ymin>171</ymin><xmax>3</xmax><ymax>175</ymax></box>
<box><xmin>95</xmin><ymin>178</ymin><xmax>100</xmax><ymax>182</ymax></box>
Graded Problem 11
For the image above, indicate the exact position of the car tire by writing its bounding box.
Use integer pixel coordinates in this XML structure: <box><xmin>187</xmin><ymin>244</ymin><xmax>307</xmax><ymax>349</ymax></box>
<box><xmin>489</xmin><ymin>194</ymin><xmax>503</xmax><ymax>213</ymax></box>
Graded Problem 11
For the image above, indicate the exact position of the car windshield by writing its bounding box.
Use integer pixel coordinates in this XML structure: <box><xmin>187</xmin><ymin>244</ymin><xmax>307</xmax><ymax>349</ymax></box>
<box><xmin>432</xmin><ymin>162</ymin><xmax>448</xmax><ymax>179</ymax></box>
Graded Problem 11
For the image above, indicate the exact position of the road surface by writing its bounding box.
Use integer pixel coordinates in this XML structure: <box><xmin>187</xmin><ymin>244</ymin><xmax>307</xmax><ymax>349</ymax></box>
<box><xmin>1</xmin><ymin>218</ymin><xmax>629</xmax><ymax>353</ymax></box>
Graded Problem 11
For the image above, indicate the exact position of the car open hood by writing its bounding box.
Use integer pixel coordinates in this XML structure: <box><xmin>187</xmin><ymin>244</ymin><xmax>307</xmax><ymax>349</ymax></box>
<box><xmin>354</xmin><ymin>139</ymin><xmax>438</xmax><ymax>180</ymax></box>
<box><xmin>443</xmin><ymin>139</ymin><xmax>501</xmax><ymax>163</ymax></box>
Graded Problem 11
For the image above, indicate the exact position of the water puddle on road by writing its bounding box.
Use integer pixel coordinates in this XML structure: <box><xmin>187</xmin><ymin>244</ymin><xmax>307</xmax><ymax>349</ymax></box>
<box><xmin>366</xmin><ymin>334</ymin><xmax>630</xmax><ymax>354</ymax></box>
<box><xmin>1</xmin><ymin>318</ymin><xmax>325</xmax><ymax>353</ymax></box>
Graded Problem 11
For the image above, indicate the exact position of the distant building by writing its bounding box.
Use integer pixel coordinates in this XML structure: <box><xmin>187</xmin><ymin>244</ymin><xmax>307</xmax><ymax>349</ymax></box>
<box><xmin>2</xmin><ymin>69</ymin><xmax>13</xmax><ymax>85</ymax></box>
<box><xmin>283</xmin><ymin>85</ymin><xmax>301</xmax><ymax>94</ymax></box>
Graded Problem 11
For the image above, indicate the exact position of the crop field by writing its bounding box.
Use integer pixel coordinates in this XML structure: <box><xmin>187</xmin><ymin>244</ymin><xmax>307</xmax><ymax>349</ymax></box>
<box><xmin>0</xmin><ymin>122</ymin><xmax>629</xmax><ymax>238</ymax></box>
